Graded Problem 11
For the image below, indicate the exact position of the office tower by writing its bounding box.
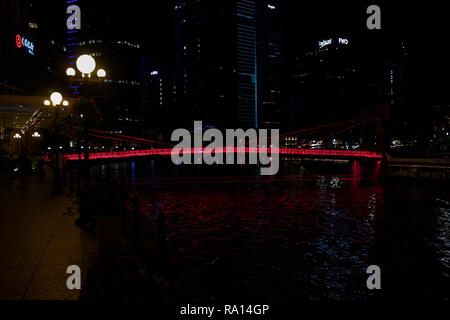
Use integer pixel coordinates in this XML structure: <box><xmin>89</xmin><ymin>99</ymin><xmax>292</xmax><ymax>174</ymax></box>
<box><xmin>172</xmin><ymin>0</ymin><xmax>282</xmax><ymax>129</ymax></box>
<box><xmin>257</xmin><ymin>1</ymin><xmax>282</xmax><ymax>128</ymax></box>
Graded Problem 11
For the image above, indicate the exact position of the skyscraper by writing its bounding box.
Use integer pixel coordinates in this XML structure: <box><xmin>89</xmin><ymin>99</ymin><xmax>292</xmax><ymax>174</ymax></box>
<box><xmin>172</xmin><ymin>0</ymin><xmax>282</xmax><ymax>130</ymax></box>
<box><xmin>257</xmin><ymin>0</ymin><xmax>282</xmax><ymax>128</ymax></box>
<box><xmin>236</xmin><ymin>0</ymin><xmax>258</xmax><ymax>128</ymax></box>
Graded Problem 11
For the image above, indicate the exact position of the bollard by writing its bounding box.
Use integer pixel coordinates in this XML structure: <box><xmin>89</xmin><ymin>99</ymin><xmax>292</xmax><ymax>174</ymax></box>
<box><xmin>132</xmin><ymin>194</ymin><xmax>141</xmax><ymax>251</ymax></box>
<box><xmin>69</xmin><ymin>166</ymin><xmax>74</xmax><ymax>193</ymax></box>
<box><xmin>120</xmin><ymin>179</ymin><xmax>128</xmax><ymax>239</ymax></box>
<box><xmin>76</xmin><ymin>165</ymin><xmax>81</xmax><ymax>197</ymax></box>
<box><xmin>156</xmin><ymin>211</ymin><xmax>167</xmax><ymax>269</ymax></box>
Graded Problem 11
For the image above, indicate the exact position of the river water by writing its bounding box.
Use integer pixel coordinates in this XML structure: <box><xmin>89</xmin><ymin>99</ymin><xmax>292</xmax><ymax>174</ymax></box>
<box><xmin>93</xmin><ymin>159</ymin><xmax>450</xmax><ymax>302</ymax></box>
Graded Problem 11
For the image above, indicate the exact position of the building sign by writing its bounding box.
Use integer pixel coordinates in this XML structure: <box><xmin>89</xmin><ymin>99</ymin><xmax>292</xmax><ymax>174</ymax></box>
<box><xmin>318</xmin><ymin>38</ymin><xmax>349</xmax><ymax>48</ymax></box>
<box><xmin>318</xmin><ymin>39</ymin><xmax>332</xmax><ymax>48</ymax></box>
<box><xmin>16</xmin><ymin>34</ymin><xmax>34</xmax><ymax>55</ymax></box>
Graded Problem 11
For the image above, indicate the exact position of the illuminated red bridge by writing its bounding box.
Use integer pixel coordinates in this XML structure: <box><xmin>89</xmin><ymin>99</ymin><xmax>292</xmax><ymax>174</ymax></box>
<box><xmin>42</xmin><ymin>148</ymin><xmax>383</xmax><ymax>161</ymax></box>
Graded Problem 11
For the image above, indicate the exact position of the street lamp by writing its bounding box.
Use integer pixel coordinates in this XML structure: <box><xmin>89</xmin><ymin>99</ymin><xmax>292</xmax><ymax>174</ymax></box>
<box><xmin>66</xmin><ymin>55</ymin><xmax>107</xmax><ymax>182</ymax></box>
<box><xmin>13</xmin><ymin>133</ymin><xmax>22</xmax><ymax>156</ymax></box>
<box><xmin>66</xmin><ymin>67</ymin><xmax>76</xmax><ymax>77</ymax></box>
<box><xmin>76</xmin><ymin>54</ymin><xmax>96</xmax><ymax>77</ymax></box>
<box><xmin>45</xmin><ymin>92</ymin><xmax>65</xmax><ymax>194</ymax></box>
<box><xmin>32</xmin><ymin>131</ymin><xmax>41</xmax><ymax>155</ymax></box>
<box><xmin>66</xmin><ymin>55</ymin><xmax>106</xmax><ymax>80</ymax></box>
<box><xmin>63</xmin><ymin>100</ymin><xmax>69</xmax><ymax>107</ymax></box>
<box><xmin>50</xmin><ymin>92</ymin><xmax>63</xmax><ymax>106</ymax></box>
<box><xmin>97</xmin><ymin>69</ymin><xmax>106</xmax><ymax>78</ymax></box>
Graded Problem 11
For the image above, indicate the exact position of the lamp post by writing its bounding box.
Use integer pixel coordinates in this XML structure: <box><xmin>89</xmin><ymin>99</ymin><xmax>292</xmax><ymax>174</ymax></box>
<box><xmin>66</xmin><ymin>55</ymin><xmax>106</xmax><ymax>179</ymax></box>
<box><xmin>66</xmin><ymin>55</ymin><xmax>106</xmax><ymax>80</ymax></box>
<box><xmin>13</xmin><ymin>133</ymin><xmax>22</xmax><ymax>156</ymax></box>
<box><xmin>32</xmin><ymin>131</ymin><xmax>41</xmax><ymax>155</ymax></box>
<box><xmin>46</xmin><ymin>92</ymin><xmax>68</xmax><ymax>194</ymax></box>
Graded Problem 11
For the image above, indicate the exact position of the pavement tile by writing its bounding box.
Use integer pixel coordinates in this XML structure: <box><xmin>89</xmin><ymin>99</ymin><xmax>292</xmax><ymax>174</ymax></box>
<box><xmin>0</xmin><ymin>267</ymin><xmax>35</xmax><ymax>283</ymax></box>
<box><xmin>0</xmin><ymin>250</ymin><xmax>43</xmax><ymax>269</ymax></box>
<box><xmin>39</xmin><ymin>252</ymin><xmax>84</xmax><ymax>267</ymax></box>
<box><xmin>10</xmin><ymin>235</ymin><xmax>52</xmax><ymax>252</ymax></box>
<box><xmin>0</xmin><ymin>281</ymin><xmax>29</xmax><ymax>299</ymax></box>
<box><xmin>0</xmin><ymin>234</ymin><xmax>20</xmax><ymax>251</ymax></box>
<box><xmin>0</xmin><ymin>175</ymin><xmax>97</xmax><ymax>300</ymax></box>
<box><xmin>24</xmin><ymin>275</ymin><xmax>80</xmax><ymax>300</ymax></box>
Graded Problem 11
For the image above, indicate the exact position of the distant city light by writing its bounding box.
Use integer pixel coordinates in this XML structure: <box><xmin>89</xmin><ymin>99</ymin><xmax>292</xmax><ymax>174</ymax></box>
<box><xmin>151</xmin><ymin>71</ymin><xmax>159</xmax><ymax>76</ymax></box>
<box><xmin>268</xmin><ymin>4</ymin><xmax>276</xmax><ymax>9</ymax></box>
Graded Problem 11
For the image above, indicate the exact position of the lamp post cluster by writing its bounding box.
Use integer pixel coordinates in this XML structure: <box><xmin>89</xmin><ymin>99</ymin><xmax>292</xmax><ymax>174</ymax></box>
<box><xmin>66</xmin><ymin>54</ymin><xmax>106</xmax><ymax>80</ymax></box>
<box><xmin>44</xmin><ymin>92</ymin><xmax>67</xmax><ymax>194</ymax></box>
<box><xmin>68</xmin><ymin>55</ymin><xmax>107</xmax><ymax>180</ymax></box>
<box><xmin>43</xmin><ymin>54</ymin><xmax>107</xmax><ymax>194</ymax></box>
<box><xmin>12</xmin><ymin>131</ymin><xmax>41</xmax><ymax>156</ymax></box>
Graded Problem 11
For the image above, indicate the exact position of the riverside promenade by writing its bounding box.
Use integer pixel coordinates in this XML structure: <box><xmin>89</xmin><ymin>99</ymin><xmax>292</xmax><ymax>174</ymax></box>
<box><xmin>0</xmin><ymin>169</ymin><xmax>97</xmax><ymax>300</ymax></box>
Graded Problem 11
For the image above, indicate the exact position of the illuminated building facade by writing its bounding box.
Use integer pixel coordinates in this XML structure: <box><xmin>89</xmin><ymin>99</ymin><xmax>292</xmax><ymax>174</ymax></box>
<box><xmin>257</xmin><ymin>1</ymin><xmax>282</xmax><ymax>128</ymax></box>
<box><xmin>0</xmin><ymin>0</ymin><xmax>65</xmax><ymax>96</ymax></box>
<box><xmin>289</xmin><ymin>36</ymin><xmax>366</xmax><ymax>127</ymax></box>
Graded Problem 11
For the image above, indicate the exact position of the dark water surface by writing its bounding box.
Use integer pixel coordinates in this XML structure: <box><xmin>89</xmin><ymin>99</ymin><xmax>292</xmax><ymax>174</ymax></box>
<box><xmin>93</xmin><ymin>160</ymin><xmax>450</xmax><ymax>301</ymax></box>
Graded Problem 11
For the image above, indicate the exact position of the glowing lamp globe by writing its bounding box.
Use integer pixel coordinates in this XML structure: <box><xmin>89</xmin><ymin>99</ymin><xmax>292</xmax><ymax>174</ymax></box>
<box><xmin>63</xmin><ymin>100</ymin><xmax>69</xmax><ymax>107</ymax></box>
<box><xmin>66</xmin><ymin>67</ymin><xmax>76</xmax><ymax>76</ymax></box>
<box><xmin>44</xmin><ymin>100</ymin><xmax>51</xmax><ymax>106</ymax></box>
<box><xmin>97</xmin><ymin>69</ymin><xmax>106</xmax><ymax>78</ymax></box>
<box><xmin>50</xmin><ymin>92</ymin><xmax>63</xmax><ymax>106</ymax></box>
<box><xmin>76</xmin><ymin>54</ymin><xmax>96</xmax><ymax>75</ymax></box>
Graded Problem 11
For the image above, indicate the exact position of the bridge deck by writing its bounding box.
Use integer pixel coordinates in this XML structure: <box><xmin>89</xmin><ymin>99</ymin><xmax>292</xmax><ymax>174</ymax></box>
<box><xmin>42</xmin><ymin>148</ymin><xmax>383</xmax><ymax>161</ymax></box>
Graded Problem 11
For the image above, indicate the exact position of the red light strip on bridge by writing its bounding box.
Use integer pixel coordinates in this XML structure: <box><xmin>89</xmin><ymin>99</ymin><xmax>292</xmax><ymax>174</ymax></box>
<box><xmin>41</xmin><ymin>148</ymin><xmax>383</xmax><ymax>161</ymax></box>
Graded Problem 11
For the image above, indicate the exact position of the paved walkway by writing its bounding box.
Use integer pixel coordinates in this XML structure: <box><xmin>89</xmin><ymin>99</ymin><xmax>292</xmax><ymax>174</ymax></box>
<box><xmin>0</xmin><ymin>170</ymin><xmax>97</xmax><ymax>300</ymax></box>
